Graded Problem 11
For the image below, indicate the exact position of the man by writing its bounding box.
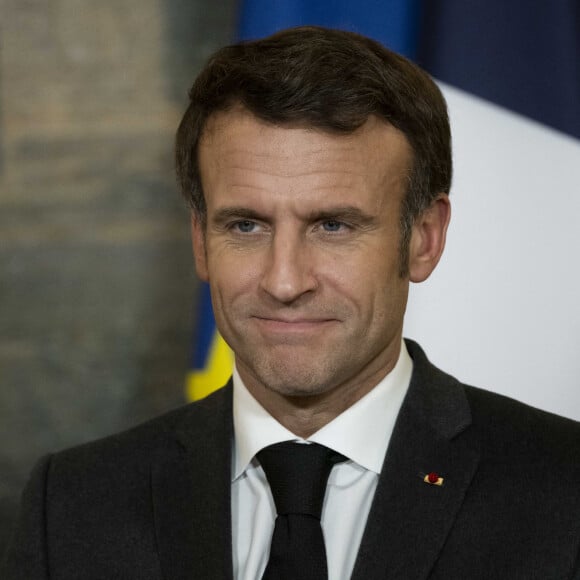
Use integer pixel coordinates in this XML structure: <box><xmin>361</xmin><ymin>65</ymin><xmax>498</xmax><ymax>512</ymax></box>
<box><xmin>2</xmin><ymin>26</ymin><xmax>580</xmax><ymax>580</ymax></box>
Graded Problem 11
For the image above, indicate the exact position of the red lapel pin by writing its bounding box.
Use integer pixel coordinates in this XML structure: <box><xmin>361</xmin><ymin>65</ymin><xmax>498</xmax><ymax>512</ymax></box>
<box><xmin>422</xmin><ymin>471</ymin><xmax>444</xmax><ymax>486</ymax></box>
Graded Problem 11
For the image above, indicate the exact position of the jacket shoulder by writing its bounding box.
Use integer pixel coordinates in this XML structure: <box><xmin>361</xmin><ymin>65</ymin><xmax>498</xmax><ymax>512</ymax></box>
<box><xmin>48</xmin><ymin>384</ymin><xmax>232</xmax><ymax>484</ymax></box>
<box><xmin>464</xmin><ymin>384</ymin><xmax>580</xmax><ymax>459</ymax></box>
<box><xmin>406</xmin><ymin>339</ymin><xmax>580</xmax><ymax>466</ymax></box>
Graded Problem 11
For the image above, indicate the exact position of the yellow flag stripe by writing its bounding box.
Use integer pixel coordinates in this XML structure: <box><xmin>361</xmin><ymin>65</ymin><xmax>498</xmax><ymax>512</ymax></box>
<box><xmin>186</xmin><ymin>332</ymin><xmax>234</xmax><ymax>401</ymax></box>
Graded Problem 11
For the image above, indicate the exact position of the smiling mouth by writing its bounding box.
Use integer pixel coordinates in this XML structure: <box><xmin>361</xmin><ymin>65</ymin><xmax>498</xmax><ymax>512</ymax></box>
<box><xmin>253</xmin><ymin>316</ymin><xmax>337</xmax><ymax>333</ymax></box>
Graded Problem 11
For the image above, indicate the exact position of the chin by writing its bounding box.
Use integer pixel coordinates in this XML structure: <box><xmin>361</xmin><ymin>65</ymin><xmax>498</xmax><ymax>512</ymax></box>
<box><xmin>255</xmin><ymin>363</ymin><xmax>338</xmax><ymax>399</ymax></box>
<box><xmin>235</xmin><ymin>345</ymin><xmax>348</xmax><ymax>396</ymax></box>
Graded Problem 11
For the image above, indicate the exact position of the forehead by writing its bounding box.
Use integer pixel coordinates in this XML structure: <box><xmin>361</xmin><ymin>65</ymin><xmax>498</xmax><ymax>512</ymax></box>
<box><xmin>200</xmin><ymin>107</ymin><xmax>410</xmax><ymax>156</ymax></box>
<box><xmin>198</xmin><ymin>108</ymin><xmax>412</xmax><ymax>208</ymax></box>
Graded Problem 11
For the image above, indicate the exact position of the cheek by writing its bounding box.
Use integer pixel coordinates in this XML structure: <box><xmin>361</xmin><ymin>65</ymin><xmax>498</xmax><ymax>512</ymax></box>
<box><xmin>336</xmin><ymin>260</ymin><xmax>406</xmax><ymax>318</ymax></box>
<box><xmin>328</xmin><ymin>252</ymin><xmax>388</xmax><ymax>292</ymax></box>
<box><xmin>207</xmin><ymin>250</ymin><xmax>262</xmax><ymax>298</ymax></box>
<box><xmin>324</xmin><ymin>264</ymin><xmax>379</xmax><ymax>320</ymax></box>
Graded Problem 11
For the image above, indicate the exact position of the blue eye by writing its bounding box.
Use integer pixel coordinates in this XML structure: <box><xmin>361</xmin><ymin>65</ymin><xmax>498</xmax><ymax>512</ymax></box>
<box><xmin>235</xmin><ymin>220</ymin><xmax>256</xmax><ymax>233</ymax></box>
<box><xmin>322</xmin><ymin>220</ymin><xmax>343</xmax><ymax>232</ymax></box>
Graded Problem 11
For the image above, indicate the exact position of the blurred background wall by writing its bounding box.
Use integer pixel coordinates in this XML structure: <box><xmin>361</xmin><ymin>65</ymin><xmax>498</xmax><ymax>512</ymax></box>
<box><xmin>0</xmin><ymin>0</ymin><xmax>236</xmax><ymax>551</ymax></box>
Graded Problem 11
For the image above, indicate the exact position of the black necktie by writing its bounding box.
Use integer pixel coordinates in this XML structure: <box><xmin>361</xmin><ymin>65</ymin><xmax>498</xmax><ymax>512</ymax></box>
<box><xmin>257</xmin><ymin>441</ymin><xmax>347</xmax><ymax>580</ymax></box>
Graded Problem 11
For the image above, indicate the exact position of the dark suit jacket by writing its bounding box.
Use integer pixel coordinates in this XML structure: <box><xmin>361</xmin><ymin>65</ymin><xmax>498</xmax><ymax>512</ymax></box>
<box><xmin>2</xmin><ymin>340</ymin><xmax>580</xmax><ymax>579</ymax></box>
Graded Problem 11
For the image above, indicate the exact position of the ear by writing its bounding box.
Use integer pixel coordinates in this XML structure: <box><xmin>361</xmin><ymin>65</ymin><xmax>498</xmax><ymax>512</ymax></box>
<box><xmin>191</xmin><ymin>213</ymin><xmax>209</xmax><ymax>282</ymax></box>
<box><xmin>408</xmin><ymin>194</ymin><xmax>451</xmax><ymax>283</ymax></box>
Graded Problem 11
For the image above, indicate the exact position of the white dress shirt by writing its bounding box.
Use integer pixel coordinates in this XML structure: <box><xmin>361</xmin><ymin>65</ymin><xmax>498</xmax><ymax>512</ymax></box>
<box><xmin>231</xmin><ymin>341</ymin><xmax>413</xmax><ymax>580</ymax></box>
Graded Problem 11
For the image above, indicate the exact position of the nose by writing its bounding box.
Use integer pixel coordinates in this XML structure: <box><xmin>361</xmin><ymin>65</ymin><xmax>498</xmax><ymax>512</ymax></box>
<box><xmin>259</xmin><ymin>228</ymin><xmax>317</xmax><ymax>304</ymax></box>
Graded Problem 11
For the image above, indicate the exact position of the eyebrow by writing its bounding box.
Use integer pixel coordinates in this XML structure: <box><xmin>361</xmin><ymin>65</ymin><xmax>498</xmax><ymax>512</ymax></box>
<box><xmin>210</xmin><ymin>205</ymin><xmax>377</xmax><ymax>225</ymax></box>
<box><xmin>306</xmin><ymin>206</ymin><xmax>376</xmax><ymax>224</ymax></box>
<box><xmin>211</xmin><ymin>207</ymin><xmax>265</xmax><ymax>224</ymax></box>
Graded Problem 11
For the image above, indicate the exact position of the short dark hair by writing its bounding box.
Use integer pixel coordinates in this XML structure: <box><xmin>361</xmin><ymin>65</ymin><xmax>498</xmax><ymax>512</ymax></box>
<box><xmin>176</xmin><ymin>26</ymin><xmax>452</xmax><ymax>267</ymax></box>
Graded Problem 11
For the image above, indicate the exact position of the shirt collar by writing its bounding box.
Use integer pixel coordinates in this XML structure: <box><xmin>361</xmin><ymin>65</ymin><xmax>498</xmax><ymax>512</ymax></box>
<box><xmin>232</xmin><ymin>340</ymin><xmax>413</xmax><ymax>480</ymax></box>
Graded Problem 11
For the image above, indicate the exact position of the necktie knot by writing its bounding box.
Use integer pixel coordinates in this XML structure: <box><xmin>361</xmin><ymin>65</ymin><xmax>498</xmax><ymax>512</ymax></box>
<box><xmin>257</xmin><ymin>441</ymin><xmax>346</xmax><ymax>519</ymax></box>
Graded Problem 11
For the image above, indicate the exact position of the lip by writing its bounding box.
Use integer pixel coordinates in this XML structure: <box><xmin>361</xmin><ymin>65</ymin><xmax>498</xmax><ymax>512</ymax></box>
<box><xmin>253</xmin><ymin>316</ymin><xmax>337</xmax><ymax>333</ymax></box>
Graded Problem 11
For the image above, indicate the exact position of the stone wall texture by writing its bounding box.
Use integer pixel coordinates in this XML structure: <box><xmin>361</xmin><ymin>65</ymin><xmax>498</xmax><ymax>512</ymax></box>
<box><xmin>0</xmin><ymin>0</ymin><xmax>236</xmax><ymax>552</ymax></box>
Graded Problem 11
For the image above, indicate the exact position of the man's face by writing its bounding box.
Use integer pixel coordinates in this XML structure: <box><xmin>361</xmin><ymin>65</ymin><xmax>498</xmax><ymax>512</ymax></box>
<box><xmin>193</xmin><ymin>109</ymin><xmax>433</xmax><ymax>409</ymax></box>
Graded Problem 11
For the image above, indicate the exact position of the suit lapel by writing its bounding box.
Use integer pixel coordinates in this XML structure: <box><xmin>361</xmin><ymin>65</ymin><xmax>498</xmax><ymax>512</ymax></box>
<box><xmin>151</xmin><ymin>384</ymin><xmax>234</xmax><ymax>580</ymax></box>
<box><xmin>352</xmin><ymin>341</ymin><xmax>480</xmax><ymax>580</ymax></box>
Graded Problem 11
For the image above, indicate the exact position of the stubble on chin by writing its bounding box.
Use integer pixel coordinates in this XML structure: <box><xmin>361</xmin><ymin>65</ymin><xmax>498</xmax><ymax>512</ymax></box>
<box><xmin>237</xmin><ymin>348</ymin><xmax>343</xmax><ymax>400</ymax></box>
